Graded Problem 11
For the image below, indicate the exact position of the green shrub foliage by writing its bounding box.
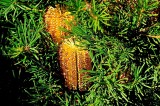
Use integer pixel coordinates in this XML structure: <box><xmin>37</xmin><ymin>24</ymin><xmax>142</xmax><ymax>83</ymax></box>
<box><xmin>0</xmin><ymin>0</ymin><xmax>160</xmax><ymax>105</ymax></box>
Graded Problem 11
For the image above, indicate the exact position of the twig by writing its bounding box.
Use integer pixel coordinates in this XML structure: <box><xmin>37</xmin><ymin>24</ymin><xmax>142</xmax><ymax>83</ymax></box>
<box><xmin>146</xmin><ymin>35</ymin><xmax>160</xmax><ymax>38</ymax></box>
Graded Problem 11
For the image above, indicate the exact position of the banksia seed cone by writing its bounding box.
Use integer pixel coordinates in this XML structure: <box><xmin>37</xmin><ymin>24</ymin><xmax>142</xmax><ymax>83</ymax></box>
<box><xmin>58</xmin><ymin>38</ymin><xmax>92</xmax><ymax>91</ymax></box>
<box><xmin>44</xmin><ymin>5</ymin><xmax>74</xmax><ymax>44</ymax></box>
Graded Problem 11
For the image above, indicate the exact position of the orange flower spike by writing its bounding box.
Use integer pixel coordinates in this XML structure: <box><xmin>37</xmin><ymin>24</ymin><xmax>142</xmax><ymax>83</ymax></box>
<box><xmin>44</xmin><ymin>5</ymin><xmax>74</xmax><ymax>44</ymax></box>
<box><xmin>58</xmin><ymin>39</ymin><xmax>78</xmax><ymax>90</ymax></box>
<box><xmin>77</xmin><ymin>49</ymin><xmax>92</xmax><ymax>91</ymax></box>
<box><xmin>58</xmin><ymin>39</ymin><xmax>92</xmax><ymax>91</ymax></box>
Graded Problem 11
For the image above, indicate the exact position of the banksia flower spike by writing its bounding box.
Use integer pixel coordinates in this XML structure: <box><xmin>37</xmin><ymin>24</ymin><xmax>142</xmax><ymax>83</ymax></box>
<box><xmin>58</xmin><ymin>38</ymin><xmax>92</xmax><ymax>91</ymax></box>
<box><xmin>44</xmin><ymin>5</ymin><xmax>92</xmax><ymax>91</ymax></box>
<box><xmin>44</xmin><ymin>5</ymin><xmax>74</xmax><ymax>44</ymax></box>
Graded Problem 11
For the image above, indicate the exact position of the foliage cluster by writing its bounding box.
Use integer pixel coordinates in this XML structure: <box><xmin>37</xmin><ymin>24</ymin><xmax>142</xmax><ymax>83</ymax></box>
<box><xmin>0</xmin><ymin>0</ymin><xmax>160</xmax><ymax>106</ymax></box>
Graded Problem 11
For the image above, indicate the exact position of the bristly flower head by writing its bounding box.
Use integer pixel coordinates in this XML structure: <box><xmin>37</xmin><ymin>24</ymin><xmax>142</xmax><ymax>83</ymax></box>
<box><xmin>44</xmin><ymin>5</ymin><xmax>74</xmax><ymax>44</ymax></box>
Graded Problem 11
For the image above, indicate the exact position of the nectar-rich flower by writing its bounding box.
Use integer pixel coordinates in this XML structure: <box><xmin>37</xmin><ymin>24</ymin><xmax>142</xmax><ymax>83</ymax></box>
<box><xmin>58</xmin><ymin>38</ymin><xmax>92</xmax><ymax>91</ymax></box>
<box><xmin>44</xmin><ymin>5</ymin><xmax>74</xmax><ymax>44</ymax></box>
<box><xmin>44</xmin><ymin>5</ymin><xmax>91</xmax><ymax>91</ymax></box>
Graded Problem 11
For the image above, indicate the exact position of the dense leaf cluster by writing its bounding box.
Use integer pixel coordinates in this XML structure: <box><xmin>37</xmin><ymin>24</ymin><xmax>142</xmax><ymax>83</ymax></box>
<box><xmin>0</xmin><ymin>0</ymin><xmax>160</xmax><ymax>106</ymax></box>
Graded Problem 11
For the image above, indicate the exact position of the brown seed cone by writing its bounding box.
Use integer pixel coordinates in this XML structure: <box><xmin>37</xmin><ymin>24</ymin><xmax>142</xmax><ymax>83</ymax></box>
<box><xmin>44</xmin><ymin>5</ymin><xmax>74</xmax><ymax>44</ymax></box>
<box><xmin>58</xmin><ymin>39</ymin><xmax>92</xmax><ymax>91</ymax></box>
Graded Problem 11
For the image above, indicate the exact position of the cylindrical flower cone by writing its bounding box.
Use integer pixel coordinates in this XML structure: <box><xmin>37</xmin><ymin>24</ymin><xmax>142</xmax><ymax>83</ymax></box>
<box><xmin>58</xmin><ymin>39</ymin><xmax>92</xmax><ymax>91</ymax></box>
<box><xmin>44</xmin><ymin>5</ymin><xmax>73</xmax><ymax>44</ymax></box>
<box><xmin>44</xmin><ymin>5</ymin><xmax>92</xmax><ymax>91</ymax></box>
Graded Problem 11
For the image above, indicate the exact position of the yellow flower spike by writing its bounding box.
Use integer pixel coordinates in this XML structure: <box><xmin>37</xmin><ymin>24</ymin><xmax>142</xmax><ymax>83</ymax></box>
<box><xmin>44</xmin><ymin>5</ymin><xmax>74</xmax><ymax>44</ymax></box>
<box><xmin>58</xmin><ymin>38</ymin><xmax>92</xmax><ymax>91</ymax></box>
<box><xmin>44</xmin><ymin>5</ymin><xmax>92</xmax><ymax>91</ymax></box>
